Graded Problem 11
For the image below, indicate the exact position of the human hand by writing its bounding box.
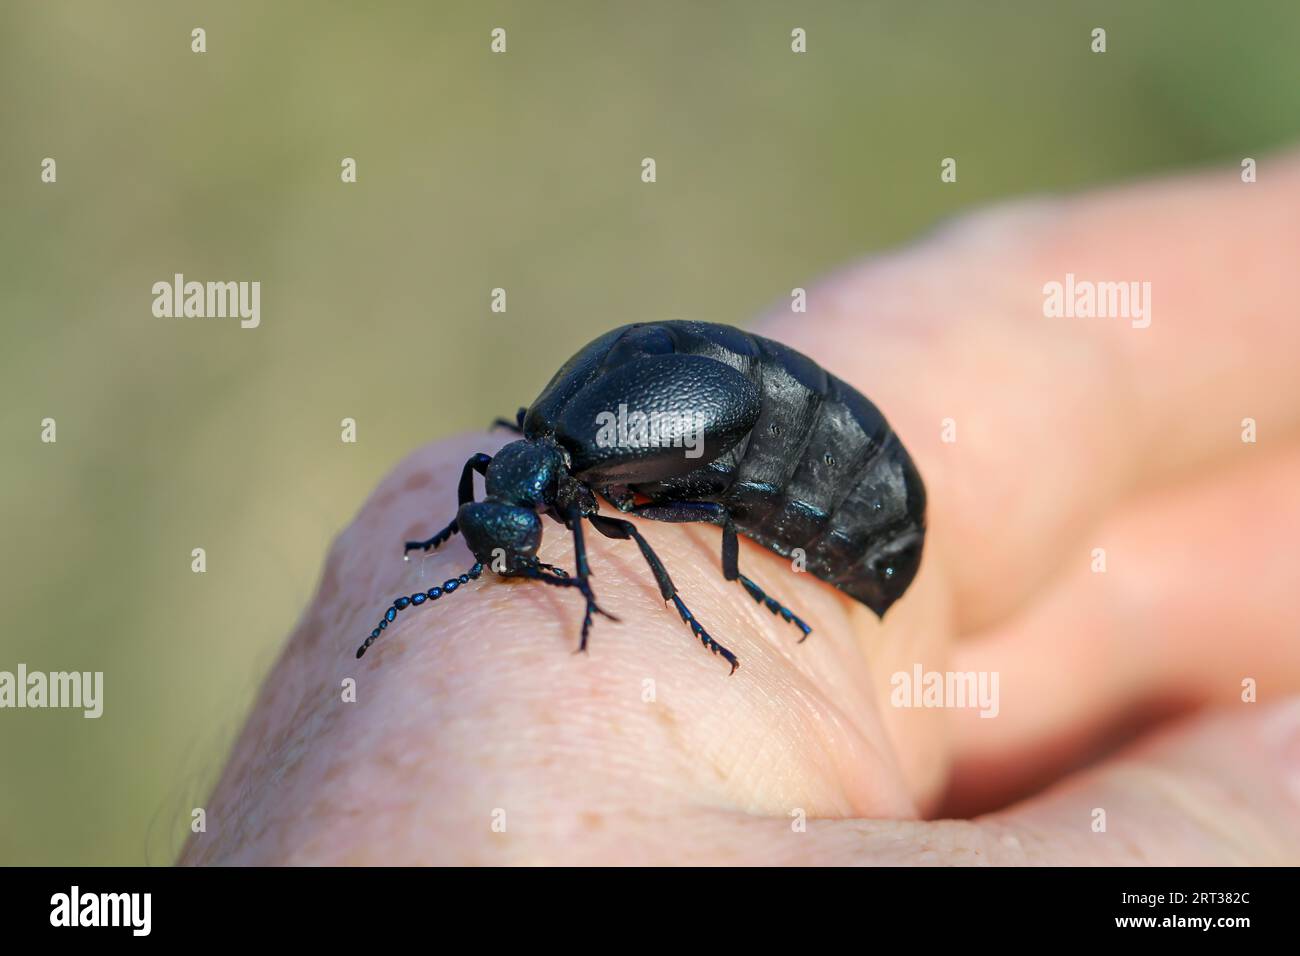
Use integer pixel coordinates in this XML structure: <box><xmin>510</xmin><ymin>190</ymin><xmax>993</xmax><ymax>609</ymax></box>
<box><xmin>183</xmin><ymin>152</ymin><xmax>1300</xmax><ymax>865</ymax></box>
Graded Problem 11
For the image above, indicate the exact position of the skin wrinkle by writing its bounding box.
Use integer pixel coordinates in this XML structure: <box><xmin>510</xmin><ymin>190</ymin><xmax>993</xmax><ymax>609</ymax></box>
<box><xmin>1109</xmin><ymin>765</ymin><xmax>1271</xmax><ymax>865</ymax></box>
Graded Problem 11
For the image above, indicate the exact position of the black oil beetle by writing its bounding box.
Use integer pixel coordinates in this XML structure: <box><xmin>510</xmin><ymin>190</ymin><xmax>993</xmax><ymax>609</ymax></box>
<box><xmin>357</xmin><ymin>321</ymin><xmax>926</xmax><ymax>672</ymax></box>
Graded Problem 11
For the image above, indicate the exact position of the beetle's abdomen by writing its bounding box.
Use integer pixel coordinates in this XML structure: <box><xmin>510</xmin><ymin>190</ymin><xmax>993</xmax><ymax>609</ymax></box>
<box><xmin>626</xmin><ymin>323</ymin><xmax>925</xmax><ymax>616</ymax></box>
<box><xmin>712</xmin><ymin>336</ymin><xmax>924</xmax><ymax>614</ymax></box>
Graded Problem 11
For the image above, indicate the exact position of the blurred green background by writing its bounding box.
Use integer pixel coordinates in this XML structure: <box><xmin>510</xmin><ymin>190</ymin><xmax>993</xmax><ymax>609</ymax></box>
<box><xmin>1</xmin><ymin>0</ymin><xmax>1296</xmax><ymax>864</ymax></box>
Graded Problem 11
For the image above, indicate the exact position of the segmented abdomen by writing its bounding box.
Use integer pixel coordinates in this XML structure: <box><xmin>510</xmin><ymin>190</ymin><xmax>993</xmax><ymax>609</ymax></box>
<box><xmin>627</xmin><ymin>322</ymin><xmax>925</xmax><ymax>611</ymax></box>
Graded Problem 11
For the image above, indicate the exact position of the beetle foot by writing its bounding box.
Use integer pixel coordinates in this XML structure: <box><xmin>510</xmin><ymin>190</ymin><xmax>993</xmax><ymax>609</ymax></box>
<box><xmin>403</xmin><ymin>519</ymin><xmax>458</xmax><ymax>557</ymax></box>
<box><xmin>514</xmin><ymin>559</ymin><xmax>617</xmax><ymax>651</ymax></box>
<box><xmin>534</xmin><ymin>561</ymin><xmax>570</xmax><ymax>579</ymax></box>
<box><xmin>738</xmin><ymin>574</ymin><xmax>812</xmax><ymax>643</ymax></box>
<box><xmin>670</xmin><ymin>595</ymin><xmax>739</xmax><ymax>674</ymax></box>
<box><xmin>576</xmin><ymin>582</ymin><xmax>618</xmax><ymax>650</ymax></box>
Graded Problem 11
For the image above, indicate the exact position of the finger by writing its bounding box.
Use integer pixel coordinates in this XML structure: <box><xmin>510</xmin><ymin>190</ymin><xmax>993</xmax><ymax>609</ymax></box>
<box><xmin>753</xmin><ymin>150</ymin><xmax>1300</xmax><ymax>632</ymax></box>
<box><xmin>977</xmin><ymin>700</ymin><xmax>1300</xmax><ymax>865</ymax></box>
<box><xmin>183</xmin><ymin>434</ymin><xmax>942</xmax><ymax>864</ymax></box>
<box><xmin>942</xmin><ymin>444</ymin><xmax>1300</xmax><ymax>814</ymax></box>
<box><xmin>477</xmin><ymin>700</ymin><xmax>1300</xmax><ymax>865</ymax></box>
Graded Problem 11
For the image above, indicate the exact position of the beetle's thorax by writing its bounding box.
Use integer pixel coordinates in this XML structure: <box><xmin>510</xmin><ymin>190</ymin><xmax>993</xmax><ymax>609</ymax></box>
<box><xmin>484</xmin><ymin>438</ymin><xmax>566</xmax><ymax>508</ymax></box>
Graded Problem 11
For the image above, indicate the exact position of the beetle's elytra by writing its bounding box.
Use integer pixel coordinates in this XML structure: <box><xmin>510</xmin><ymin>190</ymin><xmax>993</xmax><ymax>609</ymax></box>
<box><xmin>357</xmin><ymin>321</ymin><xmax>927</xmax><ymax>672</ymax></box>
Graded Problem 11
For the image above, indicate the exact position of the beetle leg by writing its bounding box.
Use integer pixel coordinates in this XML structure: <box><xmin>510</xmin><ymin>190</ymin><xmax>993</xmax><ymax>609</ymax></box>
<box><xmin>587</xmin><ymin>514</ymin><xmax>739</xmax><ymax>674</ymax></box>
<box><xmin>403</xmin><ymin>453</ymin><xmax>491</xmax><ymax>556</ymax></box>
<box><xmin>489</xmin><ymin>406</ymin><xmax>527</xmax><ymax>434</ymax></box>
<box><xmin>733</xmin><ymin>573</ymin><xmax>812</xmax><ymax>642</ymax></box>
<box><xmin>626</xmin><ymin>501</ymin><xmax>813</xmax><ymax>643</ymax></box>
<box><xmin>566</xmin><ymin>510</ymin><xmax>611</xmax><ymax>652</ymax></box>
<box><xmin>403</xmin><ymin>520</ymin><xmax>459</xmax><ymax>557</ymax></box>
<box><xmin>511</xmin><ymin>557</ymin><xmax>617</xmax><ymax>650</ymax></box>
<box><xmin>517</xmin><ymin>507</ymin><xmax>614</xmax><ymax>644</ymax></box>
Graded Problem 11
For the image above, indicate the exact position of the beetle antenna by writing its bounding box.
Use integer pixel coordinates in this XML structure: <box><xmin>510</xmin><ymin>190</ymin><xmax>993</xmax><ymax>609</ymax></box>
<box><xmin>356</xmin><ymin>562</ymin><xmax>484</xmax><ymax>658</ymax></box>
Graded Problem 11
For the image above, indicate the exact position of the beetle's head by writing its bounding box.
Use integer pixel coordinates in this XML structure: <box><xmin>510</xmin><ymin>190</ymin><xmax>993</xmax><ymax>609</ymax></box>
<box><xmin>458</xmin><ymin>439</ymin><xmax>567</xmax><ymax>571</ymax></box>
<box><xmin>458</xmin><ymin>500</ymin><xmax>543</xmax><ymax>570</ymax></box>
